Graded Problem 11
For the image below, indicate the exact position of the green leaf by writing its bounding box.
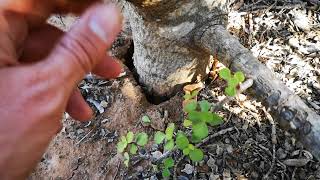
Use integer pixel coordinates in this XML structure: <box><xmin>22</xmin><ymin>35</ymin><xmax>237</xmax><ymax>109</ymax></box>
<box><xmin>199</xmin><ymin>100</ymin><xmax>211</xmax><ymax>112</ymax></box>
<box><xmin>183</xmin><ymin>94</ymin><xmax>192</xmax><ymax>100</ymax></box>
<box><xmin>191</xmin><ymin>90</ymin><xmax>199</xmax><ymax>97</ymax></box>
<box><xmin>192</xmin><ymin>122</ymin><xmax>208</xmax><ymax>140</ymax></box>
<box><xmin>126</xmin><ymin>132</ymin><xmax>134</xmax><ymax>143</ymax></box>
<box><xmin>162</xmin><ymin>168</ymin><xmax>171</xmax><ymax>177</ymax></box>
<box><xmin>154</xmin><ymin>131</ymin><xmax>166</xmax><ymax>144</ymax></box>
<box><xmin>184</xmin><ymin>100</ymin><xmax>198</xmax><ymax>113</ymax></box>
<box><xmin>183</xmin><ymin>148</ymin><xmax>190</xmax><ymax>155</ymax></box>
<box><xmin>124</xmin><ymin>152</ymin><xmax>130</xmax><ymax>167</ymax></box>
<box><xmin>183</xmin><ymin>119</ymin><xmax>193</xmax><ymax>127</ymax></box>
<box><xmin>225</xmin><ymin>86</ymin><xmax>236</xmax><ymax>96</ymax></box>
<box><xmin>142</xmin><ymin>115</ymin><xmax>151</xmax><ymax>123</ymax></box>
<box><xmin>163</xmin><ymin>157</ymin><xmax>174</xmax><ymax>168</ymax></box>
<box><xmin>129</xmin><ymin>144</ymin><xmax>138</xmax><ymax>155</ymax></box>
<box><xmin>176</xmin><ymin>133</ymin><xmax>189</xmax><ymax>150</ymax></box>
<box><xmin>164</xmin><ymin>139</ymin><xmax>175</xmax><ymax>151</ymax></box>
<box><xmin>188</xmin><ymin>144</ymin><xmax>195</xmax><ymax>150</ymax></box>
<box><xmin>189</xmin><ymin>148</ymin><xmax>204</xmax><ymax>162</ymax></box>
<box><xmin>234</xmin><ymin>71</ymin><xmax>245</xmax><ymax>82</ymax></box>
<box><xmin>165</xmin><ymin>123</ymin><xmax>175</xmax><ymax>140</ymax></box>
<box><xmin>117</xmin><ymin>136</ymin><xmax>128</xmax><ymax>153</ymax></box>
<box><xmin>219</xmin><ymin>68</ymin><xmax>231</xmax><ymax>80</ymax></box>
<box><xmin>206</xmin><ymin>113</ymin><xmax>224</xmax><ymax>126</ymax></box>
<box><xmin>188</xmin><ymin>111</ymin><xmax>213</xmax><ymax>123</ymax></box>
<box><xmin>228</xmin><ymin>77</ymin><xmax>239</xmax><ymax>88</ymax></box>
<box><xmin>136</xmin><ymin>132</ymin><xmax>148</xmax><ymax>146</ymax></box>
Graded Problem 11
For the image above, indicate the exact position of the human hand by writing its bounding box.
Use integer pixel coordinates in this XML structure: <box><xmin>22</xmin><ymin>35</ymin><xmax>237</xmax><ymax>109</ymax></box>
<box><xmin>0</xmin><ymin>1</ymin><xmax>122</xmax><ymax>179</ymax></box>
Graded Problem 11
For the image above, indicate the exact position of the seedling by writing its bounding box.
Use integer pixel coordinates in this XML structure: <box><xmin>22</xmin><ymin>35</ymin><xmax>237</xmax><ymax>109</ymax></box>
<box><xmin>142</xmin><ymin>115</ymin><xmax>151</xmax><ymax>124</ymax></box>
<box><xmin>219</xmin><ymin>68</ymin><xmax>245</xmax><ymax>96</ymax></box>
<box><xmin>117</xmin><ymin>131</ymin><xmax>149</xmax><ymax>167</ymax></box>
<box><xmin>162</xmin><ymin>157</ymin><xmax>174</xmax><ymax>177</ymax></box>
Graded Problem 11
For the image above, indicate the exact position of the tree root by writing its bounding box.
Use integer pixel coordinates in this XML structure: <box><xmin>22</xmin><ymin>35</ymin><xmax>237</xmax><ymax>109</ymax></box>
<box><xmin>197</xmin><ymin>25</ymin><xmax>320</xmax><ymax>159</ymax></box>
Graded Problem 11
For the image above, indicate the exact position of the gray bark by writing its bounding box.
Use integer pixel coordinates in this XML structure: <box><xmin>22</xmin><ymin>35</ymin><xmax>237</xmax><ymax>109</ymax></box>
<box><xmin>121</xmin><ymin>0</ymin><xmax>320</xmax><ymax>159</ymax></box>
<box><xmin>196</xmin><ymin>25</ymin><xmax>320</xmax><ymax>159</ymax></box>
<box><xmin>122</xmin><ymin>0</ymin><xmax>231</xmax><ymax>98</ymax></box>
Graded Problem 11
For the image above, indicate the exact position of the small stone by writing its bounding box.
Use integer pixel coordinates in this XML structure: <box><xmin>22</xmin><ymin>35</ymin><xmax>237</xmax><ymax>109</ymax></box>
<box><xmin>209</xmin><ymin>174</ymin><xmax>220</xmax><ymax>180</ymax></box>
<box><xmin>100</xmin><ymin>100</ymin><xmax>109</xmax><ymax>108</ymax></box>
<box><xmin>207</xmin><ymin>157</ymin><xmax>216</xmax><ymax>168</ymax></box>
<box><xmin>216</xmin><ymin>145</ymin><xmax>224</xmax><ymax>156</ymax></box>
<box><xmin>76</xmin><ymin>129</ymin><xmax>85</xmax><ymax>135</ymax></box>
<box><xmin>181</xmin><ymin>164</ymin><xmax>194</xmax><ymax>175</ymax></box>
<box><xmin>178</xmin><ymin>176</ymin><xmax>189</xmax><ymax>180</ymax></box>
<box><xmin>251</xmin><ymin>171</ymin><xmax>259</xmax><ymax>179</ymax></box>
<box><xmin>276</xmin><ymin>148</ymin><xmax>287</xmax><ymax>159</ymax></box>
<box><xmin>151</xmin><ymin>151</ymin><xmax>162</xmax><ymax>160</ymax></box>
<box><xmin>283</xmin><ymin>158</ymin><xmax>310</xmax><ymax>167</ymax></box>
<box><xmin>223</xmin><ymin>169</ymin><xmax>232</xmax><ymax>180</ymax></box>
<box><xmin>226</xmin><ymin>145</ymin><xmax>233</xmax><ymax>153</ymax></box>
<box><xmin>225</xmin><ymin>138</ymin><xmax>231</xmax><ymax>144</ymax></box>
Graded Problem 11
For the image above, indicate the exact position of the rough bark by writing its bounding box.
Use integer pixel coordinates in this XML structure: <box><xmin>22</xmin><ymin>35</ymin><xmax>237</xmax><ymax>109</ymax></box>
<box><xmin>196</xmin><ymin>25</ymin><xmax>320</xmax><ymax>159</ymax></box>
<box><xmin>122</xmin><ymin>0</ymin><xmax>231</xmax><ymax>98</ymax></box>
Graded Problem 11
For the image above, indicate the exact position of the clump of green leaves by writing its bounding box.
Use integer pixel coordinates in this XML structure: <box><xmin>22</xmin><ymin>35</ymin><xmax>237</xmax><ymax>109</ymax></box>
<box><xmin>162</xmin><ymin>157</ymin><xmax>174</xmax><ymax>177</ymax></box>
<box><xmin>154</xmin><ymin>123</ymin><xmax>175</xmax><ymax>151</ymax></box>
<box><xmin>176</xmin><ymin>132</ymin><xmax>203</xmax><ymax>162</ymax></box>
<box><xmin>183</xmin><ymin>97</ymin><xmax>223</xmax><ymax>143</ymax></box>
<box><xmin>219</xmin><ymin>68</ymin><xmax>245</xmax><ymax>96</ymax></box>
<box><xmin>117</xmin><ymin>131</ymin><xmax>149</xmax><ymax>167</ymax></box>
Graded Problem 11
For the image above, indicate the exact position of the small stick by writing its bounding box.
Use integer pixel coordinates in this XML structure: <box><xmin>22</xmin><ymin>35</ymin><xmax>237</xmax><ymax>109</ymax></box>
<box><xmin>76</xmin><ymin>128</ymin><xmax>94</xmax><ymax>145</ymax></box>
<box><xmin>196</xmin><ymin>127</ymin><xmax>235</xmax><ymax>148</ymax></box>
<box><xmin>262</xmin><ymin>108</ymin><xmax>277</xmax><ymax>179</ymax></box>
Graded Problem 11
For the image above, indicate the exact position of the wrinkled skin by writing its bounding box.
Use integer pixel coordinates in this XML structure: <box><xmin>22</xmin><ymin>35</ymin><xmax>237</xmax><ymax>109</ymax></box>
<box><xmin>0</xmin><ymin>1</ymin><xmax>122</xmax><ymax>179</ymax></box>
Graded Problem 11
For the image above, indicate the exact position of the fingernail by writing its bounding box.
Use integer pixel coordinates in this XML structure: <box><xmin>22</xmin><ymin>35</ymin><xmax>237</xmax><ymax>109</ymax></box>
<box><xmin>89</xmin><ymin>4</ymin><xmax>122</xmax><ymax>43</ymax></box>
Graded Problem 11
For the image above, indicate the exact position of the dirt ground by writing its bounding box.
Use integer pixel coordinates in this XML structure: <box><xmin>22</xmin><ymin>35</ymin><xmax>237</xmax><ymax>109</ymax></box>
<box><xmin>29</xmin><ymin>1</ymin><xmax>320</xmax><ymax>180</ymax></box>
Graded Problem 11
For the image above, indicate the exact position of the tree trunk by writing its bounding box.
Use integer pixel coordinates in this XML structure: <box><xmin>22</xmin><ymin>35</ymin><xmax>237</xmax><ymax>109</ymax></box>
<box><xmin>122</xmin><ymin>0</ymin><xmax>231</xmax><ymax>99</ymax></box>
<box><xmin>121</xmin><ymin>0</ymin><xmax>320</xmax><ymax>159</ymax></box>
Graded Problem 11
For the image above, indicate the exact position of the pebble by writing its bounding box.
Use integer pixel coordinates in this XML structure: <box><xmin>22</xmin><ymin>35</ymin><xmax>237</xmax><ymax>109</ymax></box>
<box><xmin>283</xmin><ymin>158</ymin><xmax>310</xmax><ymax>167</ymax></box>
<box><xmin>181</xmin><ymin>164</ymin><xmax>194</xmax><ymax>175</ymax></box>
<box><xmin>209</xmin><ymin>174</ymin><xmax>220</xmax><ymax>180</ymax></box>
<box><xmin>151</xmin><ymin>151</ymin><xmax>162</xmax><ymax>160</ymax></box>
<box><xmin>276</xmin><ymin>148</ymin><xmax>287</xmax><ymax>159</ymax></box>
<box><xmin>207</xmin><ymin>157</ymin><xmax>216</xmax><ymax>168</ymax></box>
<box><xmin>251</xmin><ymin>171</ymin><xmax>259</xmax><ymax>179</ymax></box>
<box><xmin>178</xmin><ymin>176</ymin><xmax>189</xmax><ymax>180</ymax></box>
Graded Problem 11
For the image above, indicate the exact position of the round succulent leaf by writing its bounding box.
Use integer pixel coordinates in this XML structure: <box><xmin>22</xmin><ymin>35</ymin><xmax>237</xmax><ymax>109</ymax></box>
<box><xmin>206</xmin><ymin>113</ymin><xmax>224</xmax><ymax>126</ymax></box>
<box><xmin>163</xmin><ymin>157</ymin><xmax>174</xmax><ymax>168</ymax></box>
<box><xmin>183</xmin><ymin>119</ymin><xmax>193</xmax><ymax>127</ymax></box>
<box><xmin>228</xmin><ymin>77</ymin><xmax>239</xmax><ymax>88</ymax></box>
<box><xmin>189</xmin><ymin>148</ymin><xmax>204</xmax><ymax>162</ymax></box>
<box><xmin>117</xmin><ymin>140</ymin><xmax>128</xmax><ymax>153</ymax></box>
<box><xmin>165</xmin><ymin>123</ymin><xmax>175</xmax><ymax>140</ymax></box>
<box><xmin>219</xmin><ymin>68</ymin><xmax>231</xmax><ymax>80</ymax></box>
<box><xmin>176</xmin><ymin>133</ymin><xmax>189</xmax><ymax>150</ymax></box>
<box><xmin>142</xmin><ymin>115</ymin><xmax>151</xmax><ymax>123</ymax></box>
<box><xmin>183</xmin><ymin>148</ymin><xmax>190</xmax><ymax>155</ymax></box>
<box><xmin>129</xmin><ymin>144</ymin><xmax>138</xmax><ymax>155</ymax></box>
<box><xmin>225</xmin><ymin>86</ymin><xmax>236</xmax><ymax>96</ymax></box>
<box><xmin>234</xmin><ymin>71</ymin><xmax>245</xmax><ymax>82</ymax></box>
<box><xmin>162</xmin><ymin>168</ymin><xmax>171</xmax><ymax>177</ymax></box>
<box><xmin>154</xmin><ymin>131</ymin><xmax>166</xmax><ymax>144</ymax></box>
<box><xmin>199</xmin><ymin>100</ymin><xmax>211</xmax><ymax>112</ymax></box>
<box><xmin>192</xmin><ymin>121</ymin><xmax>209</xmax><ymax>140</ymax></box>
<box><xmin>184</xmin><ymin>100</ymin><xmax>198</xmax><ymax>113</ymax></box>
<box><xmin>136</xmin><ymin>132</ymin><xmax>148</xmax><ymax>146</ymax></box>
<box><xmin>188</xmin><ymin>144</ymin><xmax>195</xmax><ymax>150</ymax></box>
<box><xmin>164</xmin><ymin>139</ymin><xmax>175</xmax><ymax>151</ymax></box>
<box><xmin>126</xmin><ymin>132</ymin><xmax>134</xmax><ymax>143</ymax></box>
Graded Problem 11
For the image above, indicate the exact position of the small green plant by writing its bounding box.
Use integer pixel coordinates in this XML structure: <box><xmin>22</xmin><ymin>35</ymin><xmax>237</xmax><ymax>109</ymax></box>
<box><xmin>183</xmin><ymin>98</ymin><xmax>223</xmax><ymax>143</ymax></box>
<box><xmin>162</xmin><ymin>157</ymin><xmax>174</xmax><ymax>177</ymax></box>
<box><xmin>154</xmin><ymin>123</ymin><xmax>175</xmax><ymax>151</ymax></box>
<box><xmin>142</xmin><ymin>115</ymin><xmax>151</xmax><ymax>124</ymax></box>
<box><xmin>116</xmin><ymin>68</ymin><xmax>246</xmax><ymax>178</ymax></box>
<box><xmin>219</xmin><ymin>68</ymin><xmax>245</xmax><ymax>96</ymax></box>
<box><xmin>117</xmin><ymin>131</ymin><xmax>149</xmax><ymax>167</ymax></box>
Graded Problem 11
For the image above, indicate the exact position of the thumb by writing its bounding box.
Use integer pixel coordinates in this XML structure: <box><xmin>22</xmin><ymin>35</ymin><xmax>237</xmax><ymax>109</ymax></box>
<box><xmin>38</xmin><ymin>3</ymin><xmax>122</xmax><ymax>89</ymax></box>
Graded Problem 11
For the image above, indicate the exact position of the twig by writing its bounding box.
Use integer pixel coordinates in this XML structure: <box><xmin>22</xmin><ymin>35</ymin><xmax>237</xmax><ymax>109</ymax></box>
<box><xmin>240</xmin><ymin>2</ymin><xmax>307</xmax><ymax>12</ymax></box>
<box><xmin>212</xmin><ymin>79</ymin><xmax>253</xmax><ymax>111</ymax></box>
<box><xmin>76</xmin><ymin>128</ymin><xmax>94</xmax><ymax>145</ymax></box>
<box><xmin>153</xmin><ymin>149</ymin><xmax>176</xmax><ymax>163</ymax></box>
<box><xmin>196</xmin><ymin>127</ymin><xmax>236</xmax><ymax>148</ymax></box>
<box><xmin>262</xmin><ymin>108</ymin><xmax>277</xmax><ymax>179</ymax></box>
